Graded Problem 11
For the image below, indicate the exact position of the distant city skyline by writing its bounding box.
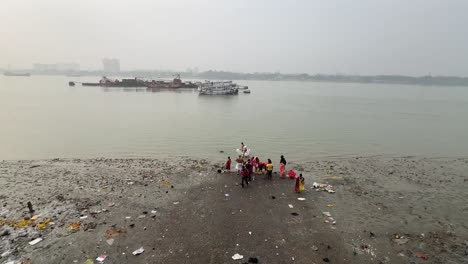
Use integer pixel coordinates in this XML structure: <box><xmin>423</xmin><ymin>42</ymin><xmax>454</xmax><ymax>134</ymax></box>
<box><xmin>2</xmin><ymin>0</ymin><xmax>468</xmax><ymax>76</ymax></box>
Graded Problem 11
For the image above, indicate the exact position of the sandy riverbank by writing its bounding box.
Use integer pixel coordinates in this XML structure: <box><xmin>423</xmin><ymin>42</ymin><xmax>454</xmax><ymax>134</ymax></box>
<box><xmin>0</xmin><ymin>156</ymin><xmax>467</xmax><ymax>264</ymax></box>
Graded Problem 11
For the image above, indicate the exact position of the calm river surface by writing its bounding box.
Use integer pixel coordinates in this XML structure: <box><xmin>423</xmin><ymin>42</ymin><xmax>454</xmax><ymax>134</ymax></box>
<box><xmin>1</xmin><ymin>75</ymin><xmax>468</xmax><ymax>162</ymax></box>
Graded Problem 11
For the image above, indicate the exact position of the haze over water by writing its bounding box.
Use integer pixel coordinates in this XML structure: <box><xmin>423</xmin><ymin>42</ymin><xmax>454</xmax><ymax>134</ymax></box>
<box><xmin>1</xmin><ymin>76</ymin><xmax>467</xmax><ymax>162</ymax></box>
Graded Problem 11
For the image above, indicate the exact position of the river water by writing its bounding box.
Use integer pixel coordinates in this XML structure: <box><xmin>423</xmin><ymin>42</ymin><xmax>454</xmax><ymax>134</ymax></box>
<box><xmin>1</xmin><ymin>75</ymin><xmax>467</xmax><ymax>162</ymax></box>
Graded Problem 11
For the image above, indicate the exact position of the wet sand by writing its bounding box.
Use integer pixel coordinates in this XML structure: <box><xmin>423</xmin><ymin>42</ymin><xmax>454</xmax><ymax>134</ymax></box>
<box><xmin>0</xmin><ymin>157</ymin><xmax>467</xmax><ymax>264</ymax></box>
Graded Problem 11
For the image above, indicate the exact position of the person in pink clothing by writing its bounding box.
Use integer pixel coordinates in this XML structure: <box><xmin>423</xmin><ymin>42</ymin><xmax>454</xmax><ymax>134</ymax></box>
<box><xmin>279</xmin><ymin>155</ymin><xmax>287</xmax><ymax>178</ymax></box>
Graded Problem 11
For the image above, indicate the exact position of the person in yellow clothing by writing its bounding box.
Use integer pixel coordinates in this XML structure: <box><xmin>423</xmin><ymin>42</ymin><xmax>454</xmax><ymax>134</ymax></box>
<box><xmin>266</xmin><ymin>159</ymin><xmax>273</xmax><ymax>180</ymax></box>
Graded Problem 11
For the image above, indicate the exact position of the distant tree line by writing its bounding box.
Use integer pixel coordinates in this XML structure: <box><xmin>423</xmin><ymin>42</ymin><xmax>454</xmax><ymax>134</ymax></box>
<box><xmin>7</xmin><ymin>68</ymin><xmax>468</xmax><ymax>86</ymax></box>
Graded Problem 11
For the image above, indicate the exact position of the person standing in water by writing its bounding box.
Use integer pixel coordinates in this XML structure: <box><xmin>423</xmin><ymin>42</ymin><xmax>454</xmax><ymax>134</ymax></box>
<box><xmin>295</xmin><ymin>173</ymin><xmax>305</xmax><ymax>193</ymax></box>
<box><xmin>225</xmin><ymin>156</ymin><xmax>231</xmax><ymax>171</ymax></box>
<box><xmin>235</xmin><ymin>155</ymin><xmax>244</xmax><ymax>175</ymax></box>
<box><xmin>279</xmin><ymin>155</ymin><xmax>287</xmax><ymax>178</ymax></box>
<box><xmin>266</xmin><ymin>159</ymin><xmax>273</xmax><ymax>180</ymax></box>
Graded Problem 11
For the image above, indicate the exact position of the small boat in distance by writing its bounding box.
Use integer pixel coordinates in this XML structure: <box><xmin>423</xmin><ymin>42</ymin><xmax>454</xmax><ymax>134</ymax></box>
<box><xmin>3</xmin><ymin>71</ymin><xmax>31</xmax><ymax>77</ymax></box>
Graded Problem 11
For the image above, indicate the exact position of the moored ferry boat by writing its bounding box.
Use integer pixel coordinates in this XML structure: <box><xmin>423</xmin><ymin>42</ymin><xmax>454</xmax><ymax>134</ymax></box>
<box><xmin>198</xmin><ymin>81</ymin><xmax>239</xmax><ymax>95</ymax></box>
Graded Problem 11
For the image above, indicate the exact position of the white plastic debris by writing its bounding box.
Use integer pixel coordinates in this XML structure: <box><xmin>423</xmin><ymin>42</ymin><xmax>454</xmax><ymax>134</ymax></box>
<box><xmin>225</xmin><ymin>194</ymin><xmax>230</xmax><ymax>197</ymax></box>
<box><xmin>173</xmin><ymin>202</ymin><xmax>180</xmax><ymax>205</ymax></box>
<box><xmin>106</xmin><ymin>239</ymin><xmax>114</xmax><ymax>245</ymax></box>
<box><xmin>297</xmin><ymin>198</ymin><xmax>306</xmax><ymax>201</ymax></box>
<box><xmin>79</xmin><ymin>216</ymin><xmax>88</xmax><ymax>219</ymax></box>
<box><xmin>29</xmin><ymin>238</ymin><xmax>43</xmax><ymax>245</ymax></box>
<box><xmin>133</xmin><ymin>247</ymin><xmax>145</xmax><ymax>256</ymax></box>
<box><xmin>125</xmin><ymin>216</ymin><xmax>131</xmax><ymax>219</ymax></box>
<box><xmin>322</xmin><ymin>212</ymin><xmax>332</xmax><ymax>217</ymax></box>
<box><xmin>248</xmin><ymin>231</ymin><xmax>252</xmax><ymax>235</ymax></box>
<box><xmin>96</xmin><ymin>255</ymin><xmax>107</xmax><ymax>262</ymax></box>
<box><xmin>151</xmin><ymin>210</ymin><xmax>157</xmax><ymax>214</ymax></box>
<box><xmin>232</xmin><ymin>253</ymin><xmax>243</xmax><ymax>260</ymax></box>
<box><xmin>288</xmin><ymin>204</ymin><xmax>294</xmax><ymax>209</ymax></box>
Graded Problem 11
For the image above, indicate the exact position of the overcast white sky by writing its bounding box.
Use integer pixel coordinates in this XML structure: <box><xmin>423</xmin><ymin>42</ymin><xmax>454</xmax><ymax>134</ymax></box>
<box><xmin>1</xmin><ymin>0</ymin><xmax>467</xmax><ymax>75</ymax></box>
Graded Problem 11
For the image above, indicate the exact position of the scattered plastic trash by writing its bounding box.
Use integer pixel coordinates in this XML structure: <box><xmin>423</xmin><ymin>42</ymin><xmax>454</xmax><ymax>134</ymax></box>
<box><xmin>28</xmin><ymin>237</ymin><xmax>43</xmax><ymax>245</ymax></box>
<box><xmin>416</xmin><ymin>253</ymin><xmax>428</xmax><ymax>260</ymax></box>
<box><xmin>96</xmin><ymin>255</ymin><xmax>107</xmax><ymax>262</ymax></box>
<box><xmin>288</xmin><ymin>204</ymin><xmax>294</xmax><ymax>209</ymax></box>
<box><xmin>79</xmin><ymin>216</ymin><xmax>88</xmax><ymax>220</ymax></box>
<box><xmin>125</xmin><ymin>216</ymin><xmax>131</xmax><ymax>219</ymax></box>
<box><xmin>323</xmin><ymin>212</ymin><xmax>332</xmax><ymax>217</ymax></box>
<box><xmin>248</xmin><ymin>231</ymin><xmax>252</xmax><ymax>235</ymax></box>
<box><xmin>173</xmin><ymin>202</ymin><xmax>180</xmax><ymax>205</ymax></box>
<box><xmin>225</xmin><ymin>194</ymin><xmax>230</xmax><ymax>197</ymax></box>
<box><xmin>133</xmin><ymin>247</ymin><xmax>145</xmax><ymax>256</ymax></box>
<box><xmin>36</xmin><ymin>218</ymin><xmax>52</xmax><ymax>230</ymax></box>
<box><xmin>159</xmin><ymin>179</ymin><xmax>171</xmax><ymax>185</ymax></box>
<box><xmin>312</xmin><ymin>182</ymin><xmax>335</xmax><ymax>193</ymax></box>
<box><xmin>151</xmin><ymin>210</ymin><xmax>157</xmax><ymax>214</ymax></box>
<box><xmin>67</xmin><ymin>222</ymin><xmax>81</xmax><ymax>231</ymax></box>
<box><xmin>392</xmin><ymin>234</ymin><xmax>409</xmax><ymax>245</ymax></box>
<box><xmin>232</xmin><ymin>253</ymin><xmax>243</xmax><ymax>260</ymax></box>
<box><xmin>83</xmin><ymin>259</ymin><xmax>93</xmax><ymax>264</ymax></box>
<box><xmin>30</xmin><ymin>215</ymin><xmax>39</xmax><ymax>220</ymax></box>
<box><xmin>106</xmin><ymin>238</ymin><xmax>114</xmax><ymax>245</ymax></box>
<box><xmin>311</xmin><ymin>245</ymin><xmax>318</xmax><ymax>251</ymax></box>
<box><xmin>297</xmin><ymin>198</ymin><xmax>306</xmax><ymax>201</ymax></box>
<box><xmin>327</xmin><ymin>204</ymin><xmax>335</xmax><ymax>207</ymax></box>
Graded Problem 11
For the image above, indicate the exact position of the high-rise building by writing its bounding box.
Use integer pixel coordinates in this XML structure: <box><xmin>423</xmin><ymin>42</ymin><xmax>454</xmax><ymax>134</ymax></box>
<box><xmin>102</xmin><ymin>58</ymin><xmax>120</xmax><ymax>73</ymax></box>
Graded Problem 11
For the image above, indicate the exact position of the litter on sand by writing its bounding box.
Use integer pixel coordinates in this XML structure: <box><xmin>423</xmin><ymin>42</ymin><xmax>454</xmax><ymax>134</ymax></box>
<box><xmin>248</xmin><ymin>231</ymin><xmax>252</xmax><ymax>235</ymax></box>
<box><xmin>232</xmin><ymin>253</ymin><xmax>244</xmax><ymax>260</ymax></box>
<box><xmin>416</xmin><ymin>253</ymin><xmax>428</xmax><ymax>260</ymax></box>
<box><xmin>83</xmin><ymin>259</ymin><xmax>93</xmax><ymax>264</ymax></box>
<box><xmin>151</xmin><ymin>210</ymin><xmax>157</xmax><ymax>214</ymax></box>
<box><xmin>28</xmin><ymin>238</ymin><xmax>43</xmax><ymax>245</ymax></box>
<box><xmin>327</xmin><ymin>204</ymin><xmax>335</xmax><ymax>207</ymax></box>
<box><xmin>312</xmin><ymin>182</ymin><xmax>336</xmax><ymax>193</ymax></box>
<box><xmin>96</xmin><ymin>255</ymin><xmax>107</xmax><ymax>262</ymax></box>
<box><xmin>288</xmin><ymin>204</ymin><xmax>294</xmax><ymax>209</ymax></box>
<box><xmin>132</xmin><ymin>247</ymin><xmax>145</xmax><ymax>256</ymax></box>
<box><xmin>79</xmin><ymin>216</ymin><xmax>88</xmax><ymax>220</ymax></box>
<box><xmin>173</xmin><ymin>202</ymin><xmax>180</xmax><ymax>205</ymax></box>
<box><xmin>297</xmin><ymin>198</ymin><xmax>306</xmax><ymax>201</ymax></box>
<box><xmin>225</xmin><ymin>194</ymin><xmax>230</xmax><ymax>197</ymax></box>
<box><xmin>106</xmin><ymin>239</ymin><xmax>114</xmax><ymax>245</ymax></box>
<box><xmin>322</xmin><ymin>212</ymin><xmax>332</xmax><ymax>217</ymax></box>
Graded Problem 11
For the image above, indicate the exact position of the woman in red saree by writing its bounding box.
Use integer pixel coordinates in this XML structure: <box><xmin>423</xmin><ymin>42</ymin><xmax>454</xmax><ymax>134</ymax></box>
<box><xmin>279</xmin><ymin>155</ymin><xmax>287</xmax><ymax>178</ymax></box>
<box><xmin>294</xmin><ymin>174</ymin><xmax>305</xmax><ymax>193</ymax></box>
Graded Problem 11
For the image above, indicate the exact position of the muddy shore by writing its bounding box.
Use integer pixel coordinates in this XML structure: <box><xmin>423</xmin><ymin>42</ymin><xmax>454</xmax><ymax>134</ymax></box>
<box><xmin>0</xmin><ymin>156</ymin><xmax>467</xmax><ymax>264</ymax></box>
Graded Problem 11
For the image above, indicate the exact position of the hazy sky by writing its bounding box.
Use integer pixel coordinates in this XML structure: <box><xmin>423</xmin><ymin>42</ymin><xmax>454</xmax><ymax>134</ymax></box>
<box><xmin>1</xmin><ymin>0</ymin><xmax>467</xmax><ymax>75</ymax></box>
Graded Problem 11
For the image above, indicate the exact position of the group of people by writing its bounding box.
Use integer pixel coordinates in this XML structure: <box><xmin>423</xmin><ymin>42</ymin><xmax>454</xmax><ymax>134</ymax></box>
<box><xmin>224</xmin><ymin>143</ymin><xmax>305</xmax><ymax>192</ymax></box>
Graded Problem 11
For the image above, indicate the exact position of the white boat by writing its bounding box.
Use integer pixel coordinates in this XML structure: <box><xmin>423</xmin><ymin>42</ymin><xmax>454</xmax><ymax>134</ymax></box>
<box><xmin>198</xmin><ymin>81</ymin><xmax>239</xmax><ymax>95</ymax></box>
